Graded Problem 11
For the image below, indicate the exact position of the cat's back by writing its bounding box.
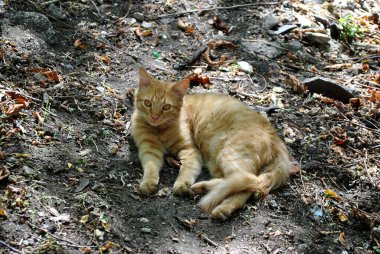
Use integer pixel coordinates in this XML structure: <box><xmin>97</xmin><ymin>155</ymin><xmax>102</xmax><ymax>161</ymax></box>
<box><xmin>183</xmin><ymin>93</ymin><xmax>262</xmax><ymax>122</ymax></box>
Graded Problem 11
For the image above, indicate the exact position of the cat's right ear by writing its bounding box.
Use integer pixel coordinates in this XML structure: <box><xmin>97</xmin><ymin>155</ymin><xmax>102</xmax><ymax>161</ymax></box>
<box><xmin>139</xmin><ymin>67</ymin><xmax>151</xmax><ymax>88</ymax></box>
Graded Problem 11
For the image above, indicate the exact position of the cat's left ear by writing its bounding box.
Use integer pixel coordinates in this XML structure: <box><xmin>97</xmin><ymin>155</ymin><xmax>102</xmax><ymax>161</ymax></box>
<box><xmin>139</xmin><ymin>67</ymin><xmax>152</xmax><ymax>88</ymax></box>
<box><xmin>171</xmin><ymin>79</ymin><xmax>189</xmax><ymax>98</ymax></box>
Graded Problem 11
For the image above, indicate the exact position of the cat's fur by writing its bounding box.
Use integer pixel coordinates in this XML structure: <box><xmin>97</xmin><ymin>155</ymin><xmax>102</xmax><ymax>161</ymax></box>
<box><xmin>131</xmin><ymin>68</ymin><xmax>290</xmax><ymax>220</ymax></box>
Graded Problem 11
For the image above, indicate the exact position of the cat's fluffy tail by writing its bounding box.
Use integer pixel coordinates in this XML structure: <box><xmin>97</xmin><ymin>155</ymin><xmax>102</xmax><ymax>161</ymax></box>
<box><xmin>199</xmin><ymin>146</ymin><xmax>290</xmax><ymax>214</ymax></box>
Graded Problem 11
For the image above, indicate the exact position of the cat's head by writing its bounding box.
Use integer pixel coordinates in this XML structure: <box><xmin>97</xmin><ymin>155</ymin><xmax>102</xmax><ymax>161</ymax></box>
<box><xmin>135</xmin><ymin>67</ymin><xmax>189</xmax><ymax>126</ymax></box>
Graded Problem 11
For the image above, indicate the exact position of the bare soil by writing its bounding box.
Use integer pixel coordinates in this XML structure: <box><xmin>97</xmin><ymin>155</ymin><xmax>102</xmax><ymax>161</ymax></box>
<box><xmin>1</xmin><ymin>0</ymin><xmax>380</xmax><ymax>253</ymax></box>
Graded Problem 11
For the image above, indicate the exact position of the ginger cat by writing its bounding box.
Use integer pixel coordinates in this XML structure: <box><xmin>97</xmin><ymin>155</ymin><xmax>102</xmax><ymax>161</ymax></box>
<box><xmin>131</xmin><ymin>68</ymin><xmax>290</xmax><ymax>220</ymax></box>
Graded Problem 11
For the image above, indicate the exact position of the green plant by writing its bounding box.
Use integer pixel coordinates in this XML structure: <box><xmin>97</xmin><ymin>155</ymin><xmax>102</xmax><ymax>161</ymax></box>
<box><xmin>338</xmin><ymin>14</ymin><xmax>362</xmax><ymax>42</ymax></box>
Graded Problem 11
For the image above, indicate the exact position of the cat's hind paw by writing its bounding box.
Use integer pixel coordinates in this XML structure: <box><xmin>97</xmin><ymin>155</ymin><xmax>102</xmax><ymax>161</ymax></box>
<box><xmin>173</xmin><ymin>180</ymin><xmax>193</xmax><ymax>196</ymax></box>
<box><xmin>190</xmin><ymin>181</ymin><xmax>209</xmax><ymax>195</ymax></box>
<box><xmin>140</xmin><ymin>179</ymin><xmax>158</xmax><ymax>195</ymax></box>
<box><xmin>211</xmin><ymin>205</ymin><xmax>232</xmax><ymax>221</ymax></box>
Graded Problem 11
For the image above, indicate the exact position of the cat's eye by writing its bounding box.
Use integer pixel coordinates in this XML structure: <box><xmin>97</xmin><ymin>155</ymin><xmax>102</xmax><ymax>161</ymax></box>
<box><xmin>163</xmin><ymin>104</ymin><xmax>171</xmax><ymax>110</ymax></box>
<box><xmin>144</xmin><ymin>100</ymin><xmax>152</xmax><ymax>107</ymax></box>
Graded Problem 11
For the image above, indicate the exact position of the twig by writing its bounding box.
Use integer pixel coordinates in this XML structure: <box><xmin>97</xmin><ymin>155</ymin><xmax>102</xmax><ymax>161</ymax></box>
<box><xmin>199</xmin><ymin>233</ymin><xmax>219</xmax><ymax>247</ymax></box>
<box><xmin>90</xmin><ymin>0</ymin><xmax>101</xmax><ymax>16</ymax></box>
<box><xmin>363</xmin><ymin>149</ymin><xmax>375</xmax><ymax>185</ymax></box>
<box><xmin>0</xmin><ymin>239</ymin><xmax>23</xmax><ymax>254</ymax></box>
<box><xmin>28</xmin><ymin>222</ymin><xmax>98</xmax><ymax>249</ymax></box>
<box><xmin>153</xmin><ymin>2</ymin><xmax>279</xmax><ymax>20</ymax></box>
<box><xmin>41</xmin><ymin>0</ymin><xmax>60</xmax><ymax>6</ymax></box>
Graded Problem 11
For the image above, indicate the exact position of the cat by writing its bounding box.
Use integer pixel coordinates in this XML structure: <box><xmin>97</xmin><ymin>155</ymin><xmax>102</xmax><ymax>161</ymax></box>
<box><xmin>131</xmin><ymin>67</ymin><xmax>290</xmax><ymax>220</ymax></box>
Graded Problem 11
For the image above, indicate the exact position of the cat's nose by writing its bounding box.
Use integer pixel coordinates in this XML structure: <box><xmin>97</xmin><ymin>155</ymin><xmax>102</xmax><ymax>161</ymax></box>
<box><xmin>151</xmin><ymin>114</ymin><xmax>160</xmax><ymax>121</ymax></box>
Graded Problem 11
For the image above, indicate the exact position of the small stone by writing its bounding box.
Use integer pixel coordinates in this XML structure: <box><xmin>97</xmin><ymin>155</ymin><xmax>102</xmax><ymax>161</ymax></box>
<box><xmin>140</xmin><ymin>227</ymin><xmax>152</xmax><ymax>233</ymax></box>
<box><xmin>262</xmin><ymin>14</ymin><xmax>280</xmax><ymax>31</ymax></box>
<box><xmin>268</xmin><ymin>199</ymin><xmax>278</xmax><ymax>210</ymax></box>
<box><xmin>237</xmin><ymin>61</ymin><xmax>253</xmax><ymax>73</ymax></box>
<box><xmin>22</xmin><ymin>165</ymin><xmax>34</xmax><ymax>176</ymax></box>
<box><xmin>132</xmin><ymin>12</ymin><xmax>144</xmax><ymax>22</ymax></box>
<box><xmin>373</xmin><ymin>227</ymin><xmax>380</xmax><ymax>240</ymax></box>
<box><xmin>283</xmin><ymin>41</ymin><xmax>303</xmax><ymax>51</ymax></box>
<box><xmin>303</xmin><ymin>77</ymin><xmax>354</xmax><ymax>103</ymax></box>
<box><xmin>269</xmin><ymin>24</ymin><xmax>297</xmax><ymax>35</ymax></box>
<box><xmin>304</xmin><ymin>32</ymin><xmax>331</xmax><ymax>45</ymax></box>
<box><xmin>141</xmin><ymin>21</ymin><xmax>153</xmax><ymax>28</ymax></box>
<box><xmin>46</xmin><ymin>4</ymin><xmax>67</xmax><ymax>20</ymax></box>
<box><xmin>330</xmin><ymin>23</ymin><xmax>340</xmax><ymax>40</ymax></box>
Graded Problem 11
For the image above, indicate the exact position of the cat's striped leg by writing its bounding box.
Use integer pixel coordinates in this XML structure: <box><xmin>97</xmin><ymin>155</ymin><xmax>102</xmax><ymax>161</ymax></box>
<box><xmin>173</xmin><ymin>148</ymin><xmax>202</xmax><ymax>195</ymax></box>
<box><xmin>211</xmin><ymin>192</ymin><xmax>251</xmax><ymax>220</ymax></box>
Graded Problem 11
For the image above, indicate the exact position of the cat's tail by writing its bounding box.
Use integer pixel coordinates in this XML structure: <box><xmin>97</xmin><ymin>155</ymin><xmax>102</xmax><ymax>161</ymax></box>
<box><xmin>199</xmin><ymin>145</ymin><xmax>290</xmax><ymax>214</ymax></box>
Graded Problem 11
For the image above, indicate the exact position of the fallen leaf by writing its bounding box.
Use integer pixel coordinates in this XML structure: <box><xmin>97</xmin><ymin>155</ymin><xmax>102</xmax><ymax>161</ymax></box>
<box><xmin>324</xmin><ymin>63</ymin><xmax>352</xmax><ymax>71</ymax></box>
<box><xmin>178</xmin><ymin>18</ymin><xmax>195</xmax><ymax>33</ymax></box>
<box><xmin>0</xmin><ymin>208</ymin><xmax>8</xmax><ymax>218</ymax></box>
<box><xmin>339</xmin><ymin>231</ymin><xmax>345</xmax><ymax>245</ymax></box>
<box><xmin>0</xmin><ymin>166</ymin><xmax>10</xmax><ymax>181</ymax></box>
<box><xmin>213</xmin><ymin>16</ymin><xmax>229</xmax><ymax>34</ymax></box>
<box><xmin>26</xmin><ymin>67</ymin><xmax>50</xmax><ymax>73</ymax></box>
<box><xmin>338</xmin><ymin>212</ymin><xmax>348</xmax><ymax>222</ymax></box>
<box><xmin>41</xmin><ymin>70</ymin><xmax>60</xmax><ymax>83</ymax></box>
<box><xmin>324</xmin><ymin>189</ymin><xmax>341</xmax><ymax>200</ymax></box>
<box><xmin>135</xmin><ymin>27</ymin><xmax>152</xmax><ymax>37</ymax></box>
<box><xmin>97</xmin><ymin>55</ymin><xmax>112</xmax><ymax>64</ymax></box>
<box><xmin>79</xmin><ymin>247</ymin><xmax>93</xmax><ymax>253</ymax></box>
<box><xmin>80</xmin><ymin>214</ymin><xmax>89</xmax><ymax>224</ymax></box>
<box><xmin>12</xmin><ymin>153</ymin><xmax>32</xmax><ymax>158</ymax></box>
<box><xmin>5</xmin><ymin>104</ymin><xmax>27</xmax><ymax>116</ymax></box>
<box><xmin>285</xmin><ymin>74</ymin><xmax>307</xmax><ymax>94</ymax></box>
<box><xmin>0</xmin><ymin>150</ymin><xmax>6</xmax><ymax>160</ymax></box>
<box><xmin>67</xmin><ymin>162</ymin><xmax>73</xmax><ymax>169</ymax></box>
<box><xmin>74</xmin><ymin>39</ymin><xmax>89</xmax><ymax>49</ymax></box>
<box><xmin>100</xmin><ymin>241</ymin><xmax>114</xmax><ymax>252</ymax></box>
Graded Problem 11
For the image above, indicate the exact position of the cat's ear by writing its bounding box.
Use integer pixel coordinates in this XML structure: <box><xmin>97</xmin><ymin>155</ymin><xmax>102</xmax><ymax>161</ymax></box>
<box><xmin>171</xmin><ymin>79</ymin><xmax>189</xmax><ymax>98</ymax></box>
<box><xmin>139</xmin><ymin>67</ymin><xmax>152</xmax><ymax>88</ymax></box>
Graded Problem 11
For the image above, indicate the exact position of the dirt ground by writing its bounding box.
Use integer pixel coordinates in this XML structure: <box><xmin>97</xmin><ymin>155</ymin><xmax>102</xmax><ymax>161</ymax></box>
<box><xmin>1</xmin><ymin>0</ymin><xmax>380</xmax><ymax>253</ymax></box>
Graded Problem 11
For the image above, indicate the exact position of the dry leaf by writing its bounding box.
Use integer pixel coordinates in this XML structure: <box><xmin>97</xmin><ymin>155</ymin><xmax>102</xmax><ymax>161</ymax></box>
<box><xmin>74</xmin><ymin>39</ymin><xmax>89</xmax><ymax>49</ymax></box>
<box><xmin>213</xmin><ymin>16</ymin><xmax>229</xmax><ymax>34</ymax></box>
<box><xmin>26</xmin><ymin>67</ymin><xmax>50</xmax><ymax>73</ymax></box>
<box><xmin>98</xmin><ymin>55</ymin><xmax>112</xmax><ymax>64</ymax></box>
<box><xmin>339</xmin><ymin>231</ymin><xmax>345</xmax><ymax>245</ymax></box>
<box><xmin>338</xmin><ymin>212</ymin><xmax>348</xmax><ymax>222</ymax></box>
<box><xmin>0</xmin><ymin>208</ymin><xmax>8</xmax><ymax>218</ymax></box>
<box><xmin>178</xmin><ymin>18</ymin><xmax>195</xmax><ymax>34</ymax></box>
<box><xmin>0</xmin><ymin>166</ymin><xmax>10</xmax><ymax>181</ymax></box>
<box><xmin>12</xmin><ymin>153</ymin><xmax>32</xmax><ymax>158</ymax></box>
<box><xmin>41</xmin><ymin>70</ymin><xmax>60</xmax><ymax>83</ymax></box>
<box><xmin>324</xmin><ymin>189</ymin><xmax>342</xmax><ymax>200</ymax></box>
<box><xmin>0</xmin><ymin>150</ymin><xmax>6</xmax><ymax>160</ymax></box>
<box><xmin>285</xmin><ymin>74</ymin><xmax>307</xmax><ymax>94</ymax></box>
<box><xmin>324</xmin><ymin>63</ymin><xmax>352</xmax><ymax>71</ymax></box>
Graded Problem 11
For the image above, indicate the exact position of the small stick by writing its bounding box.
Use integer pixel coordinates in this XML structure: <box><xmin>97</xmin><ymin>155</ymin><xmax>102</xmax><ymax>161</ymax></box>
<box><xmin>41</xmin><ymin>0</ymin><xmax>60</xmax><ymax>5</ymax></box>
<box><xmin>90</xmin><ymin>0</ymin><xmax>101</xmax><ymax>16</ymax></box>
<box><xmin>363</xmin><ymin>149</ymin><xmax>375</xmax><ymax>185</ymax></box>
<box><xmin>28</xmin><ymin>222</ymin><xmax>98</xmax><ymax>249</ymax></box>
<box><xmin>153</xmin><ymin>2</ymin><xmax>279</xmax><ymax>20</ymax></box>
<box><xmin>199</xmin><ymin>233</ymin><xmax>218</xmax><ymax>247</ymax></box>
<box><xmin>0</xmin><ymin>239</ymin><xmax>23</xmax><ymax>254</ymax></box>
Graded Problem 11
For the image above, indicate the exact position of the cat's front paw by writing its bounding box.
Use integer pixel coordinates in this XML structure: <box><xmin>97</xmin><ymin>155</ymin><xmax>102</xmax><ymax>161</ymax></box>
<box><xmin>140</xmin><ymin>179</ymin><xmax>158</xmax><ymax>195</ymax></box>
<box><xmin>173</xmin><ymin>180</ymin><xmax>193</xmax><ymax>196</ymax></box>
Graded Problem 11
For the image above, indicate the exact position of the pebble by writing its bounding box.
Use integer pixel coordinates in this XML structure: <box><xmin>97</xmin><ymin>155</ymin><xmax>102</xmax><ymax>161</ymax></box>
<box><xmin>237</xmin><ymin>61</ymin><xmax>253</xmax><ymax>73</ymax></box>
<box><xmin>22</xmin><ymin>165</ymin><xmax>34</xmax><ymax>175</ymax></box>
<box><xmin>132</xmin><ymin>12</ymin><xmax>144</xmax><ymax>22</ymax></box>
<box><xmin>268</xmin><ymin>199</ymin><xmax>278</xmax><ymax>210</ymax></box>
<box><xmin>304</xmin><ymin>32</ymin><xmax>331</xmax><ymax>45</ymax></box>
<box><xmin>262</xmin><ymin>13</ymin><xmax>280</xmax><ymax>31</ymax></box>
<box><xmin>140</xmin><ymin>227</ymin><xmax>152</xmax><ymax>233</ymax></box>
